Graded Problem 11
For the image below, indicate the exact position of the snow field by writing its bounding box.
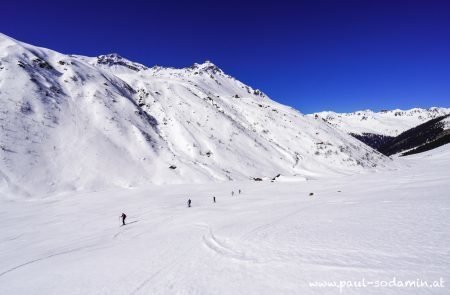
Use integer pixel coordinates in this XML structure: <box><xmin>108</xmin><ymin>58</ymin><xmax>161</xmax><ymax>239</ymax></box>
<box><xmin>1</xmin><ymin>146</ymin><xmax>449</xmax><ymax>294</ymax></box>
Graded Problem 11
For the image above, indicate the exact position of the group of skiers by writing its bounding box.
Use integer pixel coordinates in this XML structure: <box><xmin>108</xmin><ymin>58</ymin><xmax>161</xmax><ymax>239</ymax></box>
<box><xmin>188</xmin><ymin>189</ymin><xmax>242</xmax><ymax>208</ymax></box>
<box><xmin>120</xmin><ymin>189</ymin><xmax>243</xmax><ymax>225</ymax></box>
<box><xmin>231</xmin><ymin>189</ymin><xmax>242</xmax><ymax>196</ymax></box>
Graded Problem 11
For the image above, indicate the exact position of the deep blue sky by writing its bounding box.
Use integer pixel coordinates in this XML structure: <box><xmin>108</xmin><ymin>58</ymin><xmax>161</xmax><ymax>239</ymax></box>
<box><xmin>2</xmin><ymin>0</ymin><xmax>450</xmax><ymax>113</ymax></box>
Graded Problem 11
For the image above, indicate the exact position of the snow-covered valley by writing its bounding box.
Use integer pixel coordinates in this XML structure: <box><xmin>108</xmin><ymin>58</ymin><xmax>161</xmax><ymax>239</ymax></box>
<box><xmin>1</xmin><ymin>32</ymin><xmax>450</xmax><ymax>295</ymax></box>
<box><xmin>1</xmin><ymin>145</ymin><xmax>449</xmax><ymax>295</ymax></box>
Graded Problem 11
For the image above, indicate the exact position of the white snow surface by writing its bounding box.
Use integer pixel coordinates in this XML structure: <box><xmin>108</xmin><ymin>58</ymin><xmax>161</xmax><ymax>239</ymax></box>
<box><xmin>0</xmin><ymin>33</ymin><xmax>389</xmax><ymax>197</ymax></box>
<box><xmin>310</xmin><ymin>108</ymin><xmax>450</xmax><ymax>136</ymax></box>
<box><xmin>0</xmin><ymin>143</ymin><xmax>449</xmax><ymax>294</ymax></box>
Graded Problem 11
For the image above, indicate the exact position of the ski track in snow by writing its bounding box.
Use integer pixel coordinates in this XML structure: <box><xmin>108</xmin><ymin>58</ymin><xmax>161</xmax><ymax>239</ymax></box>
<box><xmin>201</xmin><ymin>225</ymin><xmax>259</xmax><ymax>263</ymax></box>
<box><xmin>1</xmin><ymin>146</ymin><xmax>449</xmax><ymax>294</ymax></box>
<box><xmin>128</xmin><ymin>247</ymin><xmax>189</xmax><ymax>295</ymax></box>
<box><xmin>0</xmin><ymin>246</ymin><xmax>92</xmax><ymax>278</ymax></box>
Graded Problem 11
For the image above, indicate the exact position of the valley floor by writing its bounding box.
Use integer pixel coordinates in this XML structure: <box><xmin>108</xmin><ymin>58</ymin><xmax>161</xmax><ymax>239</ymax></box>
<box><xmin>1</xmin><ymin>147</ymin><xmax>449</xmax><ymax>294</ymax></box>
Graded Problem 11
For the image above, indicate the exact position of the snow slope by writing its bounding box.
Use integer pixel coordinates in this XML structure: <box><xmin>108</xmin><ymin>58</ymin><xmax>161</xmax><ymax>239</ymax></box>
<box><xmin>311</xmin><ymin>108</ymin><xmax>450</xmax><ymax>136</ymax></box>
<box><xmin>0</xmin><ymin>33</ymin><xmax>389</xmax><ymax>197</ymax></box>
<box><xmin>0</xmin><ymin>140</ymin><xmax>448</xmax><ymax>294</ymax></box>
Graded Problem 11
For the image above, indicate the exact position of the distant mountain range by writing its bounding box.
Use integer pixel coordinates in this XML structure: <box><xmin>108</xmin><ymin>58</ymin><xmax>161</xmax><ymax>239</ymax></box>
<box><xmin>311</xmin><ymin>109</ymin><xmax>450</xmax><ymax>156</ymax></box>
<box><xmin>0</xmin><ymin>33</ymin><xmax>389</xmax><ymax>197</ymax></box>
<box><xmin>310</xmin><ymin>107</ymin><xmax>450</xmax><ymax>137</ymax></box>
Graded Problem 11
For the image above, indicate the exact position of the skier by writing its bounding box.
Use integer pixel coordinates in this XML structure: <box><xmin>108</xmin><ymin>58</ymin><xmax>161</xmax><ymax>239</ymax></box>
<box><xmin>239</xmin><ymin>189</ymin><xmax>241</xmax><ymax>194</ymax></box>
<box><xmin>188</xmin><ymin>199</ymin><xmax>192</xmax><ymax>208</ymax></box>
<box><xmin>231</xmin><ymin>191</ymin><xmax>234</xmax><ymax>196</ymax></box>
<box><xmin>213</xmin><ymin>196</ymin><xmax>216</xmax><ymax>203</ymax></box>
<box><xmin>120</xmin><ymin>213</ymin><xmax>127</xmax><ymax>226</ymax></box>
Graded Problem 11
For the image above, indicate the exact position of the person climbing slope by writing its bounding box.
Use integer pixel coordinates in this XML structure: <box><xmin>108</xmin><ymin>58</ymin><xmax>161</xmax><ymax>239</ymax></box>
<box><xmin>120</xmin><ymin>213</ymin><xmax>127</xmax><ymax>226</ymax></box>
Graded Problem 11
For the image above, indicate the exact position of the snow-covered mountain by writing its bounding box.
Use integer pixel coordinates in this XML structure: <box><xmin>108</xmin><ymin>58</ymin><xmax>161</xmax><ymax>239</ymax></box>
<box><xmin>310</xmin><ymin>108</ymin><xmax>450</xmax><ymax>137</ymax></box>
<box><xmin>0</xmin><ymin>33</ymin><xmax>389</xmax><ymax>197</ymax></box>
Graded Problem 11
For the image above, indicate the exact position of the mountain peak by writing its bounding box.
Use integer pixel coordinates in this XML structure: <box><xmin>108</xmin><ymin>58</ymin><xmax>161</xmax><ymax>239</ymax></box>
<box><xmin>99</xmin><ymin>53</ymin><xmax>123</xmax><ymax>60</ymax></box>
<box><xmin>189</xmin><ymin>60</ymin><xmax>222</xmax><ymax>74</ymax></box>
<box><xmin>201</xmin><ymin>60</ymin><xmax>215</xmax><ymax>66</ymax></box>
<box><xmin>96</xmin><ymin>53</ymin><xmax>147</xmax><ymax>72</ymax></box>
<box><xmin>195</xmin><ymin>60</ymin><xmax>216</xmax><ymax>67</ymax></box>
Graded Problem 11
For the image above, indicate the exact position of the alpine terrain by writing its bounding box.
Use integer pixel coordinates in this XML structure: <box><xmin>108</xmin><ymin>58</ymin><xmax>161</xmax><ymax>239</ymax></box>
<box><xmin>311</xmin><ymin>108</ymin><xmax>450</xmax><ymax>152</ymax></box>
<box><xmin>311</xmin><ymin>108</ymin><xmax>450</xmax><ymax>137</ymax></box>
<box><xmin>0</xmin><ymin>33</ymin><xmax>388</xmax><ymax>198</ymax></box>
<box><xmin>0</xmin><ymin>33</ymin><xmax>449</xmax><ymax>295</ymax></box>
